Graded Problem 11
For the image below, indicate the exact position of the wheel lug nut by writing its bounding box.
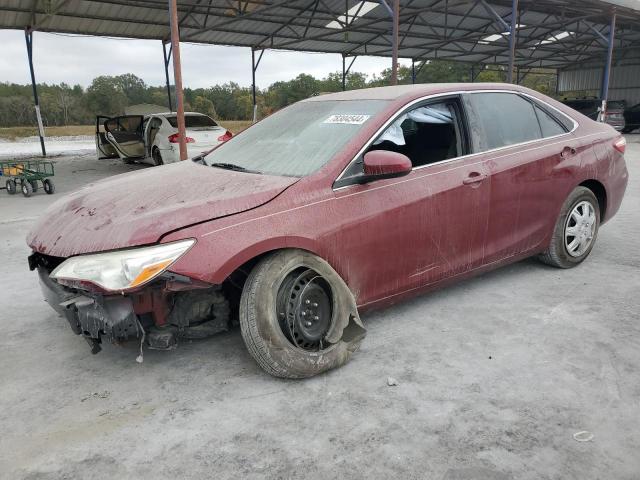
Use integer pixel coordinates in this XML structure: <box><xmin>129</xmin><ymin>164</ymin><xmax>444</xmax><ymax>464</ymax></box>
<box><xmin>301</xmin><ymin>311</ymin><xmax>306</xmax><ymax>317</ymax></box>
<box><xmin>313</xmin><ymin>302</ymin><xmax>318</xmax><ymax>307</ymax></box>
<box><xmin>305</xmin><ymin>321</ymin><xmax>312</xmax><ymax>327</ymax></box>
<box><xmin>314</xmin><ymin>316</ymin><xmax>319</xmax><ymax>320</ymax></box>
<box><xmin>305</xmin><ymin>299</ymin><xmax>311</xmax><ymax>305</ymax></box>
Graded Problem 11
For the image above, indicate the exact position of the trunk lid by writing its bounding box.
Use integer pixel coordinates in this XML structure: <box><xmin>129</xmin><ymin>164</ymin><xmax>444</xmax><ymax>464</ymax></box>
<box><xmin>186</xmin><ymin>126</ymin><xmax>227</xmax><ymax>148</ymax></box>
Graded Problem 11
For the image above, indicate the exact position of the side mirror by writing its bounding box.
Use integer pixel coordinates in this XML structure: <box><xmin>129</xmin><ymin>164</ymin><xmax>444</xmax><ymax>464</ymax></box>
<box><xmin>362</xmin><ymin>150</ymin><xmax>412</xmax><ymax>182</ymax></box>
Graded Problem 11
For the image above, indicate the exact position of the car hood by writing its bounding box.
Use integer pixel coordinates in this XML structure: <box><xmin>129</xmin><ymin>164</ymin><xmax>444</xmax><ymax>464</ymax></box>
<box><xmin>27</xmin><ymin>161</ymin><xmax>298</xmax><ymax>257</ymax></box>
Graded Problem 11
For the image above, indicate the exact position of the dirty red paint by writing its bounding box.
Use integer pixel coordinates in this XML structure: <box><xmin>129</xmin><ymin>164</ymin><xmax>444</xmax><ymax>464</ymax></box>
<box><xmin>28</xmin><ymin>83</ymin><xmax>628</xmax><ymax>312</ymax></box>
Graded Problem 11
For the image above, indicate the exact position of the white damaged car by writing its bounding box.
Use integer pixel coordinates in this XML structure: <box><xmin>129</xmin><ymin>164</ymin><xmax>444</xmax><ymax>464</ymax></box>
<box><xmin>96</xmin><ymin>112</ymin><xmax>233</xmax><ymax>165</ymax></box>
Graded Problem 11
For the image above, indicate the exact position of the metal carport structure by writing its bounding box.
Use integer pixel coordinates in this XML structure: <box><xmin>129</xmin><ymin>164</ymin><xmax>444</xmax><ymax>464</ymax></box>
<box><xmin>1</xmin><ymin>0</ymin><xmax>640</xmax><ymax>158</ymax></box>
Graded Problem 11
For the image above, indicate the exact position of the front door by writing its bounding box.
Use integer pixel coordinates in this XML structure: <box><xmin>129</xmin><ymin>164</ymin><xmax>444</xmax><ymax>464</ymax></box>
<box><xmin>104</xmin><ymin>115</ymin><xmax>145</xmax><ymax>160</ymax></box>
<box><xmin>328</xmin><ymin>96</ymin><xmax>491</xmax><ymax>307</ymax></box>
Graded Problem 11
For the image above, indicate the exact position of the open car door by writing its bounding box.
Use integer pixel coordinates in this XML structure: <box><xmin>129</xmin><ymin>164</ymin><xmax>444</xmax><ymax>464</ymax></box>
<box><xmin>104</xmin><ymin>115</ymin><xmax>145</xmax><ymax>160</ymax></box>
<box><xmin>95</xmin><ymin>115</ymin><xmax>118</xmax><ymax>159</ymax></box>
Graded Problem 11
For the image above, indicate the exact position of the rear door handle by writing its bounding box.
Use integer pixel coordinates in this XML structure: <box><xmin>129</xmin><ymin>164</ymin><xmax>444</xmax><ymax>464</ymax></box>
<box><xmin>463</xmin><ymin>172</ymin><xmax>488</xmax><ymax>185</ymax></box>
<box><xmin>560</xmin><ymin>146</ymin><xmax>577</xmax><ymax>157</ymax></box>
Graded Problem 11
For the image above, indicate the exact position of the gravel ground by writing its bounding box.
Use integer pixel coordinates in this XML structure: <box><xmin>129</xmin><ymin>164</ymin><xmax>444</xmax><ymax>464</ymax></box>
<box><xmin>1</xmin><ymin>138</ymin><xmax>639</xmax><ymax>480</ymax></box>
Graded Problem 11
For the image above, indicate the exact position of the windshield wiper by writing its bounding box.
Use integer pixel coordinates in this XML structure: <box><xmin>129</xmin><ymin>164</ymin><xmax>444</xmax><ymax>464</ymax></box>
<box><xmin>210</xmin><ymin>162</ymin><xmax>261</xmax><ymax>174</ymax></box>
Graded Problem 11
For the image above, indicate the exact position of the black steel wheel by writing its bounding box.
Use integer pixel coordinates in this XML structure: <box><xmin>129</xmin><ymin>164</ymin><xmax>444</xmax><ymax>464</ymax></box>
<box><xmin>6</xmin><ymin>179</ymin><xmax>16</xmax><ymax>195</ymax></box>
<box><xmin>43</xmin><ymin>179</ymin><xmax>55</xmax><ymax>194</ymax></box>
<box><xmin>276</xmin><ymin>268</ymin><xmax>333</xmax><ymax>351</ymax></box>
<box><xmin>21</xmin><ymin>180</ymin><xmax>33</xmax><ymax>197</ymax></box>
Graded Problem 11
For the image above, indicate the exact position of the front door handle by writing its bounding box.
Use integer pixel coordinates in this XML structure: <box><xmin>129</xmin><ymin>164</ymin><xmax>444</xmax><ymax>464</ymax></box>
<box><xmin>463</xmin><ymin>172</ymin><xmax>488</xmax><ymax>185</ymax></box>
<box><xmin>560</xmin><ymin>146</ymin><xmax>577</xmax><ymax>157</ymax></box>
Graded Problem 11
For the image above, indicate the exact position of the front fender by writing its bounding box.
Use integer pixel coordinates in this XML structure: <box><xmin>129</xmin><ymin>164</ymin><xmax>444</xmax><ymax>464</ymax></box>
<box><xmin>165</xmin><ymin>232</ymin><xmax>325</xmax><ymax>285</ymax></box>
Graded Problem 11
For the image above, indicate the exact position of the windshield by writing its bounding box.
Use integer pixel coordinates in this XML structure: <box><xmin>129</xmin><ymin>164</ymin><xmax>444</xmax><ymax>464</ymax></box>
<box><xmin>166</xmin><ymin>115</ymin><xmax>217</xmax><ymax>128</ymax></box>
<box><xmin>202</xmin><ymin>99</ymin><xmax>388</xmax><ymax>177</ymax></box>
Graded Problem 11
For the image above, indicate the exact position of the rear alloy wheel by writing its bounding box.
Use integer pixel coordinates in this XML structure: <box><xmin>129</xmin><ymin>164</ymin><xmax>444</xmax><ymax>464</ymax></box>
<box><xmin>21</xmin><ymin>180</ymin><xmax>33</xmax><ymax>197</ymax></box>
<box><xmin>539</xmin><ymin>187</ymin><xmax>600</xmax><ymax>268</ymax></box>
<box><xmin>6</xmin><ymin>179</ymin><xmax>16</xmax><ymax>195</ymax></box>
<box><xmin>152</xmin><ymin>147</ymin><xmax>164</xmax><ymax>166</ymax></box>
<box><xmin>239</xmin><ymin>249</ymin><xmax>366</xmax><ymax>378</ymax></box>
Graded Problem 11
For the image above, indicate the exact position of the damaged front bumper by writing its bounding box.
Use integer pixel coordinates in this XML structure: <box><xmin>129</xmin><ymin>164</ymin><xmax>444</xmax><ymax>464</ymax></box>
<box><xmin>33</xmin><ymin>255</ymin><xmax>232</xmax><ymax>355</ymax></box>
<box><xmin>37</xmin><ymin>267</ymin><xmax>142</xmax><ymax>353</ymax></box>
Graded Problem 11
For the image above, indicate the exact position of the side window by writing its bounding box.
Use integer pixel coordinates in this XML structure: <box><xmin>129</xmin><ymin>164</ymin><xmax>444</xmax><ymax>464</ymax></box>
<box><xmin>469</xmin><ymin>93</ymin><xmax>541</xmax><ymax>151</ymax></box>
<box><xmin>533</xmin><ymin>103</ymin><xmax>567</xmax><ymax>138</ymax></box>
<box><xmin>336</xmin><ymin>98</ymin><xmax>467</xmax><ymax>186</ymax></box>
<box><xmin>367</xmin><ymin>100</ymin><xmax>463</xmax><ymax>168</ymax></box>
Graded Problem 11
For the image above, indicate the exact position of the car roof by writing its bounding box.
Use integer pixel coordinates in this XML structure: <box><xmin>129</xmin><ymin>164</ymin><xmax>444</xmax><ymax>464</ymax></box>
<box><xmin>302</xmin><ymin>82</ymin><xmax>533</xmax><ymax>103</ymax></box>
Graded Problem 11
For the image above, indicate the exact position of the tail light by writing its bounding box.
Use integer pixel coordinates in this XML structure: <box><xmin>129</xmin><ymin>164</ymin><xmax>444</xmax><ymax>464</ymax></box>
<box><xmin>613</xmin><ymin>136</ymin><xmax>626</xmax><ymax>154</ymax></box>
<box><xmin>168</xmin><ymin>133</ymin><xmax>195</xmax><ymax>143</ymax></box>
<box><xmin>217</xmin><ymin>130</ymin><xmax>233</xmax><ymax>142</ymax></box>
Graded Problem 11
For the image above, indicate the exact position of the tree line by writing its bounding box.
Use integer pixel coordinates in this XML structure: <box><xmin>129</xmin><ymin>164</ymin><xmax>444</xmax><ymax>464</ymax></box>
<box><xmin>0</xmin><ymin>61</ymin><xmax>557</xmax><ymax>128</ymax></box>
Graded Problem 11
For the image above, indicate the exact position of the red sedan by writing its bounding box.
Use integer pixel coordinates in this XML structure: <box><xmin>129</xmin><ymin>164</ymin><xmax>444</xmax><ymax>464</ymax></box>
<box><xmin>27</xmin><ymin>83</ymin><xmax>628</xmax><ymax>378</ymax></box>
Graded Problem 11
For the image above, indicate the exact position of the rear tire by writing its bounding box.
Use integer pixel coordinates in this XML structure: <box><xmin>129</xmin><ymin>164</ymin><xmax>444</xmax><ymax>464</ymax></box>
<box><xmin>621</xmin><ymin>126</ymin><xmax>633</xmax><ymax>134</ymax></box>
<box><xmin>239</xmin><ymin>249</ymin><xmax>365</xmax><ymax>379</ymax></box>
<box><xmin>6</xmin><ymin>179</ymin><xmax>16</xmax><ymax>195</ymax></box>
<box><xmin>43</xmin><ymin>179</ymin><xmax>55</xmax><ymax>194</ymax></box>
<box><xmin>21</xmin><ymin>180</ymin><xmax>33</xmax><ymax>197</ymax></box>
<box><xmin>538</xmin><ymin>187</ymin><xmax>600</xmax><ymax>268</ymax></box>
<box><xmin>152</xmin><ymin>147</ymin><xmax>164</xmax><ymax>166</ymax></box>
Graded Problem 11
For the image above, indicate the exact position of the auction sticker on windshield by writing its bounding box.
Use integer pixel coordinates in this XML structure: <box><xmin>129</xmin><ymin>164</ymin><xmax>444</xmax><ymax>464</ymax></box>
<box><xmin>323</xmin><ymin>114</ymin><xmax>371</xmax><ymax>125</ymax></box>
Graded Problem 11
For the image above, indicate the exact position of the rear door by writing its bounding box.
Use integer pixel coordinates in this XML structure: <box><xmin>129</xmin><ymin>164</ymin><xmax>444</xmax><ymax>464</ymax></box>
<box><xmin>95</xmin><ymin>115</ymin><xmax>118</xmax><ymax>159</ymax></box>
<box><xmin>465</xmin><ymin>92</ymin><xmax>575</xmax><ymax>262</ymax></box>
<box><xmin>104</xmin><ymin>115</ymin><xmax>145</xmax><ymax>160</ymax></box>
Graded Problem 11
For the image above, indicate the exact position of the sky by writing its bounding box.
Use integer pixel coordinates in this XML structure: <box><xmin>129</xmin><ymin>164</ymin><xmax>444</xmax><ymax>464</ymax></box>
<box><xmin>0</xmin><ymin>30</ymin><xmax>410</xmax><ymax>90</ymax></box>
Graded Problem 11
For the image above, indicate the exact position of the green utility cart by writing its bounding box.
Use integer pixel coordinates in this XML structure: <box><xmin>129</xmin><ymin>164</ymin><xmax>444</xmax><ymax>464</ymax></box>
<box><xmin>1</xmin><ymin>160</ymin><xmax>55</xmax><ymax>197</ymax></box>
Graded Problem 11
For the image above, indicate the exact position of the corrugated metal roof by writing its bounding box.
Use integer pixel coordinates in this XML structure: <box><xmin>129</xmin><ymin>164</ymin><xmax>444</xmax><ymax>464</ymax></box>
<box><xmin>1</xmin><ymin>0</ymin><xmax>640</xmax><ymax>68</ymax></box>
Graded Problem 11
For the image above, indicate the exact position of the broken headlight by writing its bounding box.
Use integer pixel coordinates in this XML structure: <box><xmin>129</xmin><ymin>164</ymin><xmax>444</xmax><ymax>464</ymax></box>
<box><xmin>50</xmin><ymin>239</ymin><xmax>195</xmax><ymax>292</ymax></box>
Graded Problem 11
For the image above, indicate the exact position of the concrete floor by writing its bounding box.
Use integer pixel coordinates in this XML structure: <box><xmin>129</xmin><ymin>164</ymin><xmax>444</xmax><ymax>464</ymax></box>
<box><xmin>1</xmin><ymin>140</ymin><xmax>639</xmax><ymax>480</ymax></box>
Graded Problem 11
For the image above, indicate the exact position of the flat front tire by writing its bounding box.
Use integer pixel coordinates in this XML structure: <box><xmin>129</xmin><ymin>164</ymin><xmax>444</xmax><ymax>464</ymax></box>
<box><xmin>239</xmin><ymin>249</ymin><xmax>365</xmax><ymax>379</ymax></box>
<box><xmin>539</xmin><ymin>186</ymin><xmax>600</xmax><ymax>268</ymax></box>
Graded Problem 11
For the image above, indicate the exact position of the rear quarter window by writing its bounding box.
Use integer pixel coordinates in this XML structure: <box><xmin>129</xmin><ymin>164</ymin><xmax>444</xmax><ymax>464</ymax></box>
<box><xmin>532</xmin><ymin>103</ymin><xmax>568</xmax><ymax>138</ymax></box>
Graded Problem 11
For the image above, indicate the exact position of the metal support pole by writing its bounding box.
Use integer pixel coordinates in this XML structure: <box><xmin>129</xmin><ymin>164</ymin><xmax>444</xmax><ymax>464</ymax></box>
<box><xmin>162</xmin><ymin>40</ymin><xmax>173</xmax><ymax>111</ymax></box>
<box><xmin>341</xmin><ymin>55</ymin><xmax>357</xmax><ymax>91</ymax></box>
<box><xmin>168</xmin><ymin>0</ymin><xmax>187</xmax><ymax>160</ymax></box>
<box><xmin>391</xmin><ymin>0</ymin><xmax>399</xmax><ymax>85</ymax></box>
<box><xmin>470</xmin><ymin>65</ymin><xmax>475</xmax><ymax>83</ymax></box>
<box><xmin>251</xmin><ymin>48</ymin><xmax>264</xmax><ymax>123</ymax></box>
<box><xmin>507</xmin><ymin>0</ymin><xmax>519</xmax><ymax>84</ymax></box>
<box><xmin>412</xmin><ymin>59</ymin><xmax>416</xmax><ymax>84</ymax></box>
<box><xmin>600</xmin><ymin>10</ymin><xmax>616</xmax><ymax>122</ymax></box>
<box><xmin>24</xmin><ymin>28</ymin><xmax>46</xmax><ymax>157</ymax></box>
